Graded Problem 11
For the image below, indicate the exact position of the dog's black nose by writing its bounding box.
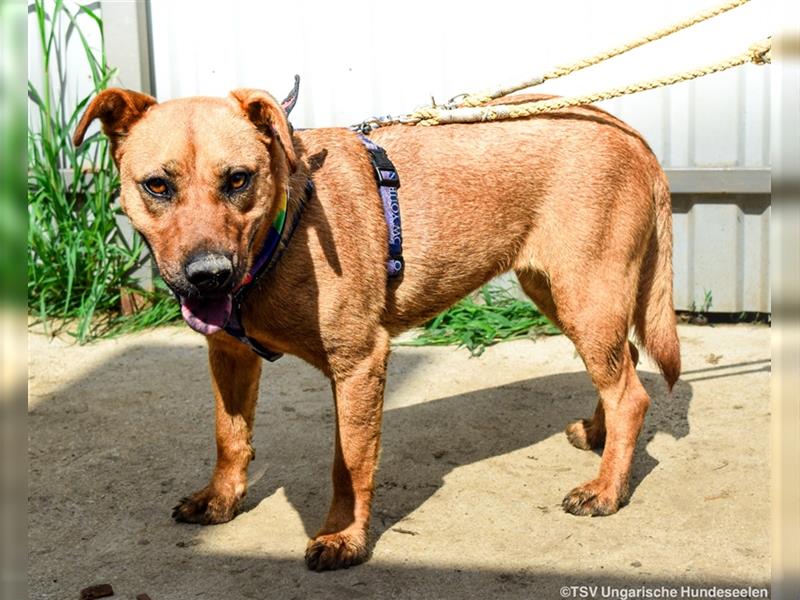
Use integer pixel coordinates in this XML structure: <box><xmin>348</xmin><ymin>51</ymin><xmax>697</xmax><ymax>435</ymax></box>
<box><xmin>184</xmin><ymin>253</ymin><xmax>234</xmax><ymax>293</ymax></box>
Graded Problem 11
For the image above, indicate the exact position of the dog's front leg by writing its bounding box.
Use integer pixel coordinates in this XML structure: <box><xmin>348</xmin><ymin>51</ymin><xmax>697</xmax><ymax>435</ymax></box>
<box><xmin>305</xmin><ymin>332</ymin><xmax>390</xmax><ymax>571</ymax></box>
<box><xmin>173</xmin><ymin>336</ymin><xmax>261</xmax><ymax>525</ymax></box>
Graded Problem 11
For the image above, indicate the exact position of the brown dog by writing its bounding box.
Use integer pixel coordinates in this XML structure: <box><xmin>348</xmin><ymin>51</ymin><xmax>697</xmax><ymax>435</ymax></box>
<box><xmin>73</xmin><ymin>87</ymin><xmax>680</xmax><ymax>571</ymax></box>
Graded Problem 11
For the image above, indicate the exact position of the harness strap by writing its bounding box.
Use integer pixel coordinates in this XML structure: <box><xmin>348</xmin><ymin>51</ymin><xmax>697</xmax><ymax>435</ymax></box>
<box><xmin>357</xmin><ymin>134</ymin><xmax>404</xmax><ymax>278</ymax></box>
<box><xmin>223</xmin><ymin>180</ymin><xmax>314</xmax><ymax>361</ymax></box>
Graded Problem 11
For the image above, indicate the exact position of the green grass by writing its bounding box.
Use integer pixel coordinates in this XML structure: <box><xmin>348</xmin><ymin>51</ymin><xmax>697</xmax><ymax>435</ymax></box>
<box><xmin>27</xmin><ymin>0</ymin><xmax>180</xmax><ymax>342</ymax></box>
<box><xmin>91</xmin><ymin>285</ymin><xmax>182</xmax><ymax>338</ymax></box>
<box><xmin>398</xmin><ymin>284</ymin><xmax>560</xmax><ymax>356</ymax></box>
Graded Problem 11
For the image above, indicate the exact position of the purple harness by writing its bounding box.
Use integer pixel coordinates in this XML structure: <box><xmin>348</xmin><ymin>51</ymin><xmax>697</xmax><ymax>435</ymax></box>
<box><xmin>357</xmin><ymin>134</ymin><xmax>405</xmax><ymax>278</ymax></box>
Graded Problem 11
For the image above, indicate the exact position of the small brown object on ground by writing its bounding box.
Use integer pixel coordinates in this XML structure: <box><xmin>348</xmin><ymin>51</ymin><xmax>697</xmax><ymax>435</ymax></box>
<box><xmin>136</xmin><ymin>594</ymin><xmax>153</xmax><ymax>600</ymax></box>
<box><xmin>79</xmin><ymin>583</ymin><xmax>114</xmax><ymax>599</ymax></box>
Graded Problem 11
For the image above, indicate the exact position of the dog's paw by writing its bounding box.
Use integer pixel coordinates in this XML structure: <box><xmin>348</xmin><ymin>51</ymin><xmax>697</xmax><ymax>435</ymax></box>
<box><xmin>562</xmin><ymin>479</ymin><xmax>622</xmax><ymax>516</ymax></box>
<box><xmin>172</xmin><ymin>486</ymin><xmax>240</xmax><ymax>525</ymax></box>
<box><xmin>305</xmin><ymin>530</ymin><xmax>369</xmax><ymax>571</ymax></box>
<box><xmin>565</xmin><ymin>418</ymin><xmax>605</xmax><ymax>451</ymax></box>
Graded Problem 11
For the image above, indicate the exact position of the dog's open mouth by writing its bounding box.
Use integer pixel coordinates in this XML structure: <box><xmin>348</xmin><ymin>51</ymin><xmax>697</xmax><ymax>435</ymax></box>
<box><xmin>180</xmin><ymin>295</ymin><xmax>233</xmax><ymax>336</ymax></box>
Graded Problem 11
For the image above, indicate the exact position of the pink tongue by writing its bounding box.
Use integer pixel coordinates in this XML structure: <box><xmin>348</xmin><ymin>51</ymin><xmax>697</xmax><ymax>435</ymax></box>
<box><xmin>180</xmin><ymin>295</ymin><xmax>233</xmax><ymax>336</ymax></box>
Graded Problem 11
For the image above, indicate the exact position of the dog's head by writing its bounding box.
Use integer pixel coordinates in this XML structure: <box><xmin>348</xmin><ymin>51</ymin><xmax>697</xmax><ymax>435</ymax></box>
<box><xmin>73</xmin><ymin>87</ymin><xmax>297</xmax><ymax>335</ymax></box>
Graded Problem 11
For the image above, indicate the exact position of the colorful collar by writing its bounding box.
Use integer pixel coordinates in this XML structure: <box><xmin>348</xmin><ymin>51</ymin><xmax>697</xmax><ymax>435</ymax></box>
<box><xmin>235</xmin><ymin>189</ymin><xmax>289</xmax><ymax>290</ymax></box>
<box><xmin>223</xmin><ymin>180</ymin><xmax>314</xmax><ymax>360</ymax></box>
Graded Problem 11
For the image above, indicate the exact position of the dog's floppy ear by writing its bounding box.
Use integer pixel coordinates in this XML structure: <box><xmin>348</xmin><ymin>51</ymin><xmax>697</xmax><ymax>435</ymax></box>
<box><xmin>230</xmin><ymin>88</ymin><xmax>297</xmax><ymax>173</ymax></box>
<box><xmin>73</xmin><ymin>88</ymin><xmax>157</xmax><ymax>156</ymax></box>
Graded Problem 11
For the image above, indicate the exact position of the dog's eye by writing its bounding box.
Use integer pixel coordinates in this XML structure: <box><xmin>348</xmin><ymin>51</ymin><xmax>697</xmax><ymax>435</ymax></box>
<box><xmin>227</xmin><ymin>171</ymin><xmax>251</xmax><ymax>193</ymax></box>
<box><xmin>143</xmin><ymin>178</ymin><xmax>171</xmax><ymax>198</ymax></box>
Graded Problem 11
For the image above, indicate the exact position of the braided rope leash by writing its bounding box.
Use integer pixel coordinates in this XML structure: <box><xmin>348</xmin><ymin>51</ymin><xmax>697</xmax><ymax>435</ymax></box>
<box><xmin>457</xmin><ymin>0</ymin><xmax>752</xmax><ymax>108</ymax></box>
<box><xmin>409</xmin><ymin>38</ymin><xmax>771</xmax><ymax>126</ymax></box>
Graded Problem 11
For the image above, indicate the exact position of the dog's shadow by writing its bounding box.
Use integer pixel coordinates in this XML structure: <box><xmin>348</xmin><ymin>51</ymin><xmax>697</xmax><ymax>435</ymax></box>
<box><xmin>28</xmin><ymin>338</ymin><xmax>701</xmax><ymax>548</ymax></box>
<box><xmin>240</xmin><ymin>349</ymin><xmax>693</xmax><ymax>544</ymax></box>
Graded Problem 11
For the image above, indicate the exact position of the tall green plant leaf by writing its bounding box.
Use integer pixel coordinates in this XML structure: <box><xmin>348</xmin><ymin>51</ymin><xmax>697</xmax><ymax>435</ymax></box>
<box><xmin>27</xmin><ymin>0</ymin><xmax>179</xmax><ymax>342</ymax></box>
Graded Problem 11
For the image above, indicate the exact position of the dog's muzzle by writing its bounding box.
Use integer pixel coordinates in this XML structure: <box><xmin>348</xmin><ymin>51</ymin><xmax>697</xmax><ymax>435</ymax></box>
<box><xmin>178</xmin><ymin>252</ymin><xmax>237</xmax><ymax>336</ymax></box>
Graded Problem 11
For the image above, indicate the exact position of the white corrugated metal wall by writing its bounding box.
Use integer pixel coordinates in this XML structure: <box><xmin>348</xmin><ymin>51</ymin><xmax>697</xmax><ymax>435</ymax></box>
<box><xmin>31</xmin><ymin>0</ymin><xmax>773</xmax><ymax>312</ymax></box>
<box><xmin>148</xmin><ymin>0</ymin><xmax>771</xmax><ymax>170</ymax></box>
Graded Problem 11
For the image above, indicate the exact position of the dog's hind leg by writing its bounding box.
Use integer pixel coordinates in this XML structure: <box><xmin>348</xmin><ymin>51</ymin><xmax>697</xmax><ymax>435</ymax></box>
<box><xmin>558</xmin><ymin>341</ymin><xmax>640</xmax><ymax>452</ymax></box>
<box><xmin>305</xmin><ymin>329</ymin><xmax>390</xmax><ymax>571</ymax></box>
<box><xmin>560</xmin><ymin>339</ymin><xmax>641</xmax><ymax>452</ymax></box>
<box><xmin>518</xmin><ymin>265</ymin><xmax>650</xmax><ymax>516</ymax></box>
<box><xmin>517</xmin><ymin>268</ymin><xmax>616</xmax><ymax>451</ymax></box>
<box><xmin>561</xmin><ymin>337</ymin><xmax>648</xmax><ymax>516</ymax></box>
<box><xmin>172</xmin><ymin>336</ymin><xmax>261</xmax><ymax>525</ymax></box>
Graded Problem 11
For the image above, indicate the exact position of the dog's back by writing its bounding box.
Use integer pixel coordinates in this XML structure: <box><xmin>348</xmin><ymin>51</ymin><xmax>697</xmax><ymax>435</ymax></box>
<box><xmin>366</xmin><ymin>99</ymin><xmax>679</xmax><ymax>391</ymax></box>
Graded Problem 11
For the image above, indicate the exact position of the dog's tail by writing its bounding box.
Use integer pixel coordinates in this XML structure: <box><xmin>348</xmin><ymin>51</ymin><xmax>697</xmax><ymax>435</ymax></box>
<box><xmin>633</xmin><ymin>169</ymin><xmax>681</xmax><ymax>390</ymax></box>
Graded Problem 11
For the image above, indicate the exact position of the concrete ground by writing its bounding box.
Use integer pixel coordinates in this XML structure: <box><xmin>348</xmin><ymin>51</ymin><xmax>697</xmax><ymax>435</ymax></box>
<box><xmin>28</xmin><ymin>323</ymin><xmax>770</xmax><ymax>600</ymax></box>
